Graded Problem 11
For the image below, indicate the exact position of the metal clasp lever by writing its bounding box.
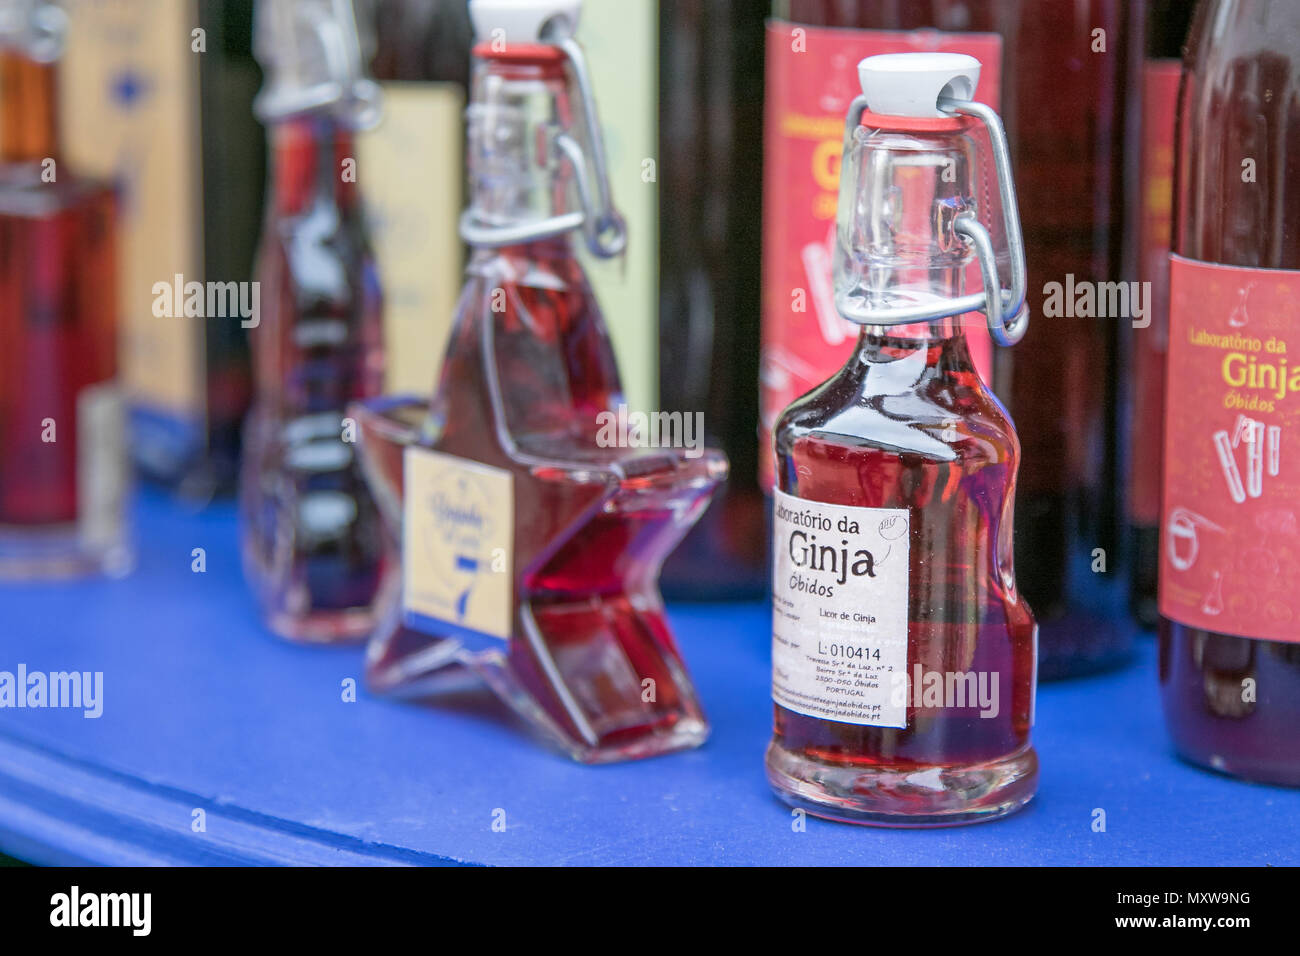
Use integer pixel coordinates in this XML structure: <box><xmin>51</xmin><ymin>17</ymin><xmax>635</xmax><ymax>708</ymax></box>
<box><xmin>457</xmin><ymin>36</ymin><xmax>627</xmax><ymax>258</ymax></box>
<box><xmin>941</xmin><ymin>96</ymin><xmax>1028</xmax><ymax>347</ymax></box>
<box><xmin>556</xmin><ymin>36</ymin><xmax>627</xmax><ymax>259</ymax></box>
<box><xmin>838</xmin><ymin>94</ymin><xmax>1029</xmax><ymax>347</ymax></box>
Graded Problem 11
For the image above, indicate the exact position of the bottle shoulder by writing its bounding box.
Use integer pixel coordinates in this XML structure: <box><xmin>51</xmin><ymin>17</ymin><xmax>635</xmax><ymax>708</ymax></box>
<box><xmin>258</xmin><ymin>198</ymin><xmax>379</xmax><ymax>313</ymax></box>
<box><xmin>774</xmin><ymin>354</ymin><xmax>1018</xmax><ymax>468</ymax></box>
<box><xmin>0</xmin><ymin>165</ymin><xmax>114</xmax><ymax>218</ymax></box>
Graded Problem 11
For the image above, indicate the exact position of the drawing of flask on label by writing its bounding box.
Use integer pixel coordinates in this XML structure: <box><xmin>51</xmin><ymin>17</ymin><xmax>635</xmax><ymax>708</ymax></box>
<box><xmin>1229</xmin><ymin>282</ymin><xmax>1256</xmax><ymax>327</ymax></box>
<box><xmin>1166</xmin><ymin>507</ymin><xmax>1225</xmax><ymax>572</ymax></box>
<box><xmin>1201</xmin><ymin>569</ymin><xmax>1224</xmax><ymax>615</ymax></box>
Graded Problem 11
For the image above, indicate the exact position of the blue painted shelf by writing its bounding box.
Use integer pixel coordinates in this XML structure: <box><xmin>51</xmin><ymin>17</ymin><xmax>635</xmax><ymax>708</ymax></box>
<box><xmin>0</xmin><ymin>490</ymin><xmax>1296</xmax><ymax>865</ymax></box>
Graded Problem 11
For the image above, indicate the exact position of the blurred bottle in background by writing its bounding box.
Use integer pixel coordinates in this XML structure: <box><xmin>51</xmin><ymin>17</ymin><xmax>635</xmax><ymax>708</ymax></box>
<box><xmin>60</xmin><ymin>0</ymin><xmax>263</xmax><ymax>500</ymax></box>
<box><xmin>1159</xmin><ymin>0</ymin><xmax>1300</xmax><ymax>787</ymax></box>
<box><xmin>1128</xmin><ymin>0</ymin><xmax>1194</xmax><ymax>629</ymax></box>
<box><xmin>358</xmin><ymin>0</ymin><xmax>755</xmax><ymax>598</ymax></box>
<box><xmin>352</xmin><ymin>0</ymin><xmax>726</xmax><ymax>762</ymax></box>
<box><xmin>240</xmin><ymin>0</ymin><xmax>388</xmax><ymax>642</ymax></box>
<box><xmin>765</xmin><ymin>0</ymin><xmax>1139</xmax><ymax>677</ymax></box>
<box><xmin>0</xmin><ymin>0</ymin><xmax>130</xmax><ymax>578</ymax></box>
<box><xmin>356</xmin><ymin>0</ymin><xmax>663</xmax><ymax>449</ymax></box>
<box><xmin>658</xmin><ymin>0</ymin><xmax>767</xmax><ymax>599</ymax></box>
<box><xmin>359</xmin><ymin>0</ymin><xmax>470</xmax><ymax>396</ymax></box>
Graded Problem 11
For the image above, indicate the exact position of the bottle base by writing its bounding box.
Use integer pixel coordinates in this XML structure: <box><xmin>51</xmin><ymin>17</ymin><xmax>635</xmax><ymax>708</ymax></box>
<box><xmin>562</xmin><ymin>716</ymin><xmax>710</xmax><ymax>765</ymax></box>
<box><xmin>1168</xmin><ymin>744</ymin><xmax>1300</xmax><ymax>788</ymax></box>
<box><xmin>765</xmin><ymin>740</ymin><xmax>1038</xmax><ymax>827</ymax></box>
<box><xmin>0</xmin><ymin>524</ymin><xmax>133</xmax><ymax>580</ymax></box>
<box><xmin>364</xmin><ymin>608</ymin><xmax>713</xmax><ymax>764</ymax></box>
<box><xmin>263</xmin><ymin>606</ymin><xmax>379</xmax><ymax>645</ymax></box>
<box><xmin>1037</xmin><ymin>615</ymin><xmax>1135</xmax><ymax>681</ymax></box>
<box><xmin>1159</xmin><ymin>625</ymin><xmax>1300</xmax><ymax>787</ymax></box>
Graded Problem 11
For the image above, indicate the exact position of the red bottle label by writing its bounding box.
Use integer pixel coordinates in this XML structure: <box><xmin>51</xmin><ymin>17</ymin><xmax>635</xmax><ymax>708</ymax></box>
<box><xmin>1129</xmin><ymin>60</ymin><xmax>1181</xmax><ymax>526</ymax></box>
<box><xmin>759</xmin><ymin>22</ymin><xmax>1003</xmax><ymax>490</ymax></box>
<box><xmin>1160</xmin><ymin>255</ymin><xmax>1300</xmax><ymax>642</ymax></box>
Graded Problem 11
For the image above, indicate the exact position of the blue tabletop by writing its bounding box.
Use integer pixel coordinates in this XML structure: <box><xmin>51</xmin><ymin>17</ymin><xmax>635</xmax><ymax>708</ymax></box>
<box><xmin>0</xmin><ymin>489</ymin><xmax>1296</xmax><ymax>866</ymax></box>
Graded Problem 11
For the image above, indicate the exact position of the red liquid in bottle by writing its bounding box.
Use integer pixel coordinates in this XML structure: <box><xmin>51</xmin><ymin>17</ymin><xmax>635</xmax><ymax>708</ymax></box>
<box><xmin>768</xmin><ymin>327</ymin><xmax>1038</xmax><ymax>824</ymax></box>
<box><xmin>1158</xmin><ymin>0</ymin><xmax>1300</xmax><ymax>787</ymax></box>
<box><xmin>766</xmin><ymin>87</ymin><xmax>1037</xmax><ymax>824</ymax></box>
<box><xmin>240</xmin><ymin>116</ymin><xmax>387</xmax><ymax>640</ymax></box>
<box><xmin>776</xmin><ymin>0</ymin><xmax>1136</xmax><ymax>678</ymax></box>
<box><xmin>354</xmin><ymin>45</ymin><xmax>725</xmax><ymax>763</ymax></box>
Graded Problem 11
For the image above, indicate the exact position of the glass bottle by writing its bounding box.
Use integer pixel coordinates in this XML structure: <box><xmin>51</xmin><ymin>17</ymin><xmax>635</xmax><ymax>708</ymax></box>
<box><xmin>0</xmin><ymin>0</ymin><xmax>130</xmax><ymax>578</ymax></box>
<box><xmin>657</xmin><ymin>0</ymin><xmax>768</xmax><ymax>600</ymax></box>
<box><xmin>767</xmin><ymin>54</ymin><xmax>1037</xmax><ymax>825</ymax></box>
<box><xmin>1127</xmin><ymin>0</ymin><xmax>1195</xmax><ymax>629</ymax></box>
<box><xmin>1158</xmin><ymin>0</ymin><xmax>1300</xmax><ymax>787</ymax></box>
<box><xmin>350</xmin><ymin>0</ymin><xmax>728</xmax><ymax>763</ymax></box>
<box><xmin>191</xmin><ymin>0</ymin><xmax>263</xmax><ymax>498</ymax></box>
<box><xmin>767</xmin><ymin>0</ymin><xmax>1137</xmax><ymax>679</ymax></box>
<box><xmin>240</xmin><ymin>0</ymin><xmax>389</xmax><ymax>642</ymax></box>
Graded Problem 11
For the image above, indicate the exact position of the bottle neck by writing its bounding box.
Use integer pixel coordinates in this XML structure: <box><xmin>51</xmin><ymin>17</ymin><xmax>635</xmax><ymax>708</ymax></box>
<box><xmin>470</xmin><ymin>233</ymin><xmax>575</xmax><ymax>267</ymax></box>
<box><xmin>855</xmin><ymin>315</ymin><xmax>979</xmax><ymax>376</ymax></box>
<box><xmin>835</xmin><ymin>116</ymin><xmax>988</xmax><ymax>331</ymax></box>
<box><xmin>0</xmin><ymin>50</ymin><xmax>58</xmax><ymax>163</ymax></box>
<box><xmin>265</xmin><ymin>114</ymin><xmax>359</xmax><ymax>215</ymax></box>
<box><xmin>463</xmin><ymin>45</ymin><xmax>582</xmax><ymax>246</ymax></box>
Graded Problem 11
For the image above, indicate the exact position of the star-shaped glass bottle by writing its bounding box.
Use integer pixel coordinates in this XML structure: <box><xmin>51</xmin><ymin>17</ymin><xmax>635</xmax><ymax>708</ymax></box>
<box><xmin>351</xmin><ymin>0</ymin><xmax>726</xmax><ymax>763</ymax></box>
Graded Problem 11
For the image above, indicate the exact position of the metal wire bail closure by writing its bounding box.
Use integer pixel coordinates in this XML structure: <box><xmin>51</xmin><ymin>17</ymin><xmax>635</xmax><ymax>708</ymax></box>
<box><xmin>836</xmin><ymin>90</ymin><xmax>1029</xmax><ymax>347</ymax></box>
<box><xmin>458</xmin><ymin>33</ymin><xmax>627</xmax><ymax>259</ymax></box>
<box><xmin>252</xmin><ymin>0</ymin><xmax>382</xmax><ymax>128</ymax></box>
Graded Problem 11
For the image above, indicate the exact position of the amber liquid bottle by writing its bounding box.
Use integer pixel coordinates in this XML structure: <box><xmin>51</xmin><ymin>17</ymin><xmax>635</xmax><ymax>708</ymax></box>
<box><xmin>0</xmin><ymin>2</ymin><xmax>129</xmax><ymax>578</ymax></box>
<box><xmin>1158</xmin><ymin>0</ymin><xmax>1300</xmax><ymax>787</ymax></box>
<box><xmin>773</xmin><ymin>0</ymin><xmax>1137</xmax><ymax>678</ymax></box>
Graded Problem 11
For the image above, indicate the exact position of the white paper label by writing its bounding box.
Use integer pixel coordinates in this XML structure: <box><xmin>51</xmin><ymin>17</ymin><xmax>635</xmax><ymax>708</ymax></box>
<box><xmin>771</xmin><ymin>489</ymin><xmax>910</xmax><ymax>728</ymax></box>
<box><xmin>77</xmin><ymin>381</ymin><xmax>127</xmax><ymax>550</ymax></box>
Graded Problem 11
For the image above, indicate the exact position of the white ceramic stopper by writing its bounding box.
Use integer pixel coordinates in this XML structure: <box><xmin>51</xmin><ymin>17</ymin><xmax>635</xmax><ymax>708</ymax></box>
<box><xmin>469</xmin><ymin>0</ymin><xmax>581</xmax><ymax>44</ymax></box>
<box><xmin>857</xmin><ymin>52</ymin><xmax>981</xmax><ymax>119</ymax></box>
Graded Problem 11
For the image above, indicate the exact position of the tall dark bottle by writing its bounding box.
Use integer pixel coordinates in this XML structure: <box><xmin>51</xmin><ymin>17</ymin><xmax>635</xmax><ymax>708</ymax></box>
<box><xmin>657</xmin><ymin>0</ymin><xmax>768</xmax><ymax>599</ymax></box>
<box><xmin>766</xmin><ymin>0</ymin><xmax>1138</xmax><ymax>677</ymax></box>
<box><xmin>1128</xmin><ymin>0</ymin><xmax>1196</xmax><ymax>628</ymax></box>
<box><xmin>1158</xmin><ymin>0</ymin><xmax>1300</xmax><ymax>786</ymax></box>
